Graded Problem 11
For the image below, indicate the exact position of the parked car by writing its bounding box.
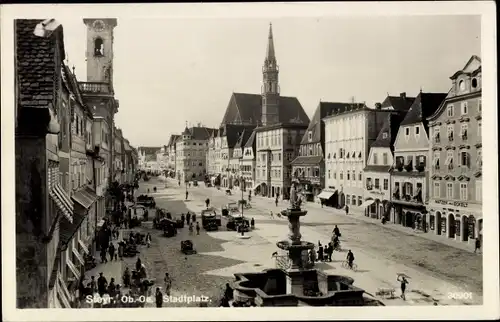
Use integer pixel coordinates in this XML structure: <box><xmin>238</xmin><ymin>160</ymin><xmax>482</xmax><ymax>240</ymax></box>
<box><xmin>201</xmin><ymin>208</ymin><xmax>222</xmax><ymax>229</ymax></box>
<box><xmin>226</xmin><ymin>214</ymin><xmax>250</xmax><ymax>231</ymax></box>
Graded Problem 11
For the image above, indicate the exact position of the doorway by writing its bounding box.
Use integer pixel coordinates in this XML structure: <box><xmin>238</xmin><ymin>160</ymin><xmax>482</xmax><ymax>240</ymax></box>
<box><xmin>448</xmin><ymin>213</ymin><xmax>455</xmax><ymax>238</ymax></box>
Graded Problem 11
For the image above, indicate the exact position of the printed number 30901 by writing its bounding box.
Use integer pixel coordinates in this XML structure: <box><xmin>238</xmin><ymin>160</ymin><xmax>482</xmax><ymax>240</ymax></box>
<box><xmin>448</xmin><ymin>292</ymin><xmax>473</xmax><ymax>300</ymax></box>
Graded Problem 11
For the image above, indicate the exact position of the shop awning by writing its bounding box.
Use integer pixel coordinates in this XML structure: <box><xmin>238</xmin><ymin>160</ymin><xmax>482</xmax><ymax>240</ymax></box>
<box><xmin>71</xmin><ymin>187</ymin><xmax>97</xmax><ymax>209</ymax></box>
<box><xmin>72</xmin><ymin>247</ymin><xmax>85</xmax><ymax>266</ymax></box>
<box><xmin>66</xmin><ymin>258</ymin><xmax>80</xmax><ymax>281</ymax></box>
<box><xmin>361</xmin><ymin>199</ymin><xmax>376</xmax><ymax>208</ymax></box>
<box><xmin>49</xmin><ymin>183</ymin><xmax>73</xmax><ymax>223</ymax></box>
<box><xmin>57</xmin><ymin>273</ymin><xmax>72</xmax><ymax>308</ymax></box>
<box><xmin>79</xmin><ymin>239</ymin><xmax>90</xmax><ymax>255</ymax></box>
<box><xmin>317</xmin><ymin>190</ymin><xmax>335</xmax><ymax>199</ymax></box>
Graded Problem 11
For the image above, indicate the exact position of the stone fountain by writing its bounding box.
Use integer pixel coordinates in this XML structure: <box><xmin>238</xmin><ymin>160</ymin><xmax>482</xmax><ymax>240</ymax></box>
<box><xmin>230</xmin><ymin>176</ymin><xmax>371</xmax><ymax>306</ymax></box>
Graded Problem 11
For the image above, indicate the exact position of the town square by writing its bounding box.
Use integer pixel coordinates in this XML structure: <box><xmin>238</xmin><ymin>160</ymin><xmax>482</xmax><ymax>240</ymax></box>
<box><xmin>6</xmin><ymin>3</ymin><xmax>495</xmax><ymax>314</ymax></box>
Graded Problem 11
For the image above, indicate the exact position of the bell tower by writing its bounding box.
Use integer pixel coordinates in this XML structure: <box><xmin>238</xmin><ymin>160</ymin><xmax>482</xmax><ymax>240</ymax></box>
<box><xmin>261</xmin><ymin>23</ymin><xmax>280</xmax><ymax>126</ymax></box>
<box><xmin>83</xmin><ymin>18</ymin><xmax>118</xmax><ymax>83</ymax></box>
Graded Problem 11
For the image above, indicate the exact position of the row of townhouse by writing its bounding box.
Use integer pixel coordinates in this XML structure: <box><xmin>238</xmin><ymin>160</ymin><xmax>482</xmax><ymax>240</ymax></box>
<box><xmin>15</xmin><ymin>18</ymin><xmax>138</xmax><ymax>308</ymax></box>
<box><xmin>137</xmin><ymin>146</ymin><xmax>162</xmax><ymax>174</ymax></box>
<box><xmin>314</xmin><ymin>55</ymin><xmax>482</xmax><ymax>245</ymax></box>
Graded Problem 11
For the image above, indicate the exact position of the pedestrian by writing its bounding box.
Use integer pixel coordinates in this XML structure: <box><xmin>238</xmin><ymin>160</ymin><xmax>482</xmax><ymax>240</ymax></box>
<box><xmin>196</xmin><ymin>222</ymin><xmax>200</xmax><ymax>235</ymax></box>
<box><xmin>181</xmin><ymin>213</ymin><xmax>185</xmax><ymax>224</ymax></box>
<box><xmin>309</xmin><ymin>247</ymin><xmax>316</xmax><ymax>263</ymax></box>
<box><xmin>397</xmin><ymin>275</ymin><xmax>409</xmax><ymax>300</ymax></box>
<box><xmin>327</xmin><ymin>242</ymin><xmax>333</xmax><ymax>262</ymax></box>
<box><xmin>108</xmin><ymin>278</ymin><xmax>116</xmax><ymax>297</ymax></box>
<box><xmin>189</xmin><ymin>222</ymin><xmax>194</xmax><ymax>235</ymax></box>
<box><xmin>346</xmin><ymin>250</ymin><xmax>355</xmax><ymax>269</ymax></box>
<box><xmin>89</xmin><ymin>276</ymin><xmax>96</xmax><ymax>295</ymax></box>
<box><xmin>474</xmin><ymin>237</ymin><xmax>481</xmax><ymax>253</ymax></box>
<box><xmin>97</xmin><ymin>273</ymin><xmax>108</xmax><ymax>297</ymax></box>
<box><xmin>345</xmin><ymin>205</ymin><xmax>349</xmax><ymax>215</ymax></box>
<box><xmin>205</xmin><ymin>198</ymin><xmax>210</xmax><ymax>208</ymax></box>
<box><xmin>123</xmin><ymin>267</ymin><xmax>131</xmax><ymax>287</ymax></box>
<box><xmin>164</xmin><ymin>273</ymin><xmax>172</xmax><ymax>296</ymax></box>
<box><xmin>136</xmin><ymin>257</ymin><xmax>142</xmax><ymax>272</ymax></box>
<box><xmin>155</xmin><ymin>287</ymin><xmax>163</xmax><ymax>308</ymax></box>
<box><xmin>108</xmin><ymin>243</ymin><xmax>115</xmax><ymax>261</ymax></box>
<box><xmin>100</xmin><ymin>247</ymin><xmax>108</xmax><ymax>263</ymax></box>
<box><xmin>185</xmin><ymin>190</ymin><xmax>189</xmax><ymax>200</ymax></box>
<box><xmin>317</xmin><ymin>245</ymin><xmax>324</xmax><ymax>262</ymax></box>
<box><xmin>186</xmin><ymin>212</ymin><xmax>191</xmax><ymax>224</ymax></box>
<box><xmin>250</xmin><ymin>218</ymin><xmax>255</xmax><ymax>229</ymax></box>
<box><xmin>192</xmin><ymin>213</ymin><xmax>196</xmax><ymax>222</ymax></box>
<box><xmin>275</xmin><ymin>197</ymin><xmax>278</xmax><ymax>207</ymax></box>
<box><xmin>146</xmin><ymin>233</ymin><xmax>152</xmax><ymax>248</ymax></box>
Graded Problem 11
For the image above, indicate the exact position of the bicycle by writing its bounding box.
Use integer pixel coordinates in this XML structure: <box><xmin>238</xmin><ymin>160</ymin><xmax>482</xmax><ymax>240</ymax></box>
<box><xmin>341</xmin><ymin>260</ymin><xmax>358</xmax><ymax>271</ymax></box>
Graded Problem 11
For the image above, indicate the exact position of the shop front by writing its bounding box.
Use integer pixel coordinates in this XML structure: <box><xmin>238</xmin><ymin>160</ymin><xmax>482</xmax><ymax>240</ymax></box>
<box><xmin>391</xmin><ymin>200</ymin><xmax>428</xmax><ymax>231</ymax></box>
<box><xmin>316</xmin><ymin>187</ymin><xmax>339</xmax><ymax>208</ymax></box>
<box><xmin>427</xmin><ymin>200</ymin><xmax>482</xmax><ymax>244</ymax></box>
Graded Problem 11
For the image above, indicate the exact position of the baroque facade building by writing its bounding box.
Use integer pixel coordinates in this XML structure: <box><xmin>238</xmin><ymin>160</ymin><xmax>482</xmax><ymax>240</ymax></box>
<box><xmin>322</xmin><ymin>104</ymin><xmax>390</xmax><ymax>210</ymax></box>
<box><xmin>389</xmin><ymin>92</ymin><xmax>447</xmax><ymax>230</ymax></box>
<box><xmin>427</xmin><ymin>55</ymin><xmax>482</xmax><ymax>244</ymax></box>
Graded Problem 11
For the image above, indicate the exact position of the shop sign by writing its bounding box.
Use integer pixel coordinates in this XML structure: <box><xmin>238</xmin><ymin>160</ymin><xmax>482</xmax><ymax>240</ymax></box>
<box><xmin>436</xmin><ymin>200</ymin><xmax>468</xmax><ymax>208</ymax></box>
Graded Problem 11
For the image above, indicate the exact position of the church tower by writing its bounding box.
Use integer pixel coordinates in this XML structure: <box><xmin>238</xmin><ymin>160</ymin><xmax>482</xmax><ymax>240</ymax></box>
<box><xmin>83</xmin><ymin>18</ymin><xmax>118</xmax><ymax>83</ymax></box>
<box><xmin>261</xmin><ymin>23</ymin><xmax>280</xmax><ymax>126</ymax></box>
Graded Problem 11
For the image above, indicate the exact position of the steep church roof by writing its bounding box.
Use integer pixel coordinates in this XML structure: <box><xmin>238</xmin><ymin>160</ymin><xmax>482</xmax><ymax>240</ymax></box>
<box><xmin>220</xmin><ymin>93</ymin><xmax>309</xmax><ymax>127</ymax></box>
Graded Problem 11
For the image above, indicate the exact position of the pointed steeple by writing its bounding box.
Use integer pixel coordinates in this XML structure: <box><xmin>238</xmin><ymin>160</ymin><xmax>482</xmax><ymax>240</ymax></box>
<box><xmin>265</xmin><ymin>23</ymin><xmax>276</xmax><ymax>63</ymax></box>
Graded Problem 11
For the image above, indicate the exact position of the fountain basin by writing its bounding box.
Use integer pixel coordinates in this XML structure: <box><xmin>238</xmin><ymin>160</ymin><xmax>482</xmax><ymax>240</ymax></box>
<box><xmin>276</xmin><ymin>240</ymin><xmax>315</xmax><ymax>251</ymax></box>
<box><xmin>232</xmin><ymin>269</ymin><xmax>367</xmax><ymax>306</ymax></box>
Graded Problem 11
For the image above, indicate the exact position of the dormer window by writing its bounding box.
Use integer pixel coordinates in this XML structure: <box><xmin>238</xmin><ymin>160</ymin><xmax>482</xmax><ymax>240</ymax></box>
<box><xmin>94</xmin><ymin>37</ymin><xmax>104</xmax><ymax>56</ymax></box>
<box><xmin>308</xmin><ymin>131</ymin><xmax>312</xmax><ymax>142</ymax></box>
<box><xmin>382</xmin><ymin>132</ymin><xmax>388</xmax><ymax>139</ymax></box>
<box><xmin>472</xmin><ymin>78</ymin><xmax>478</xmax><ymax>89</ymax></box>
<box><xmin>459</xmin><ymin>79</ymin><xmax>465</xmax><ymax>92</ymax></box>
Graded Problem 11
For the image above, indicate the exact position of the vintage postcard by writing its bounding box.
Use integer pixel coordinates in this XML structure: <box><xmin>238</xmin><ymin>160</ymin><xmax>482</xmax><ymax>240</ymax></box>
<box><xmin>1</xmin><ymin>1</ymin><xmax>498</xmax><ymax>321</ymax></box>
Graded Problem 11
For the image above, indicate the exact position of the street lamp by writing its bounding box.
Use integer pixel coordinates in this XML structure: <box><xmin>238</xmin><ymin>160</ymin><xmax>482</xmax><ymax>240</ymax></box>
<box><xmin>240</xmin><ymin>176</ymin><xmax>246</xmax><ymax>218</ymax></box>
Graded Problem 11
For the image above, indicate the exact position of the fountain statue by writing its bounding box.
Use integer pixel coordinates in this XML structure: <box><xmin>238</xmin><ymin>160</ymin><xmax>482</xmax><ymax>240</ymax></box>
<box><xmin>276</xmin><ymin>175</ymin><xmax>315</xmax><ymax>270</ymax></box>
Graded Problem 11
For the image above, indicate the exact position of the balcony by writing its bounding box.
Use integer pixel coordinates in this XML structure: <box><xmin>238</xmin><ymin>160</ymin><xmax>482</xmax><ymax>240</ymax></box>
<box><xmin>78</xmin><ymin>82</ymin><xmax>113</xmax><ymax>95</ymax></box>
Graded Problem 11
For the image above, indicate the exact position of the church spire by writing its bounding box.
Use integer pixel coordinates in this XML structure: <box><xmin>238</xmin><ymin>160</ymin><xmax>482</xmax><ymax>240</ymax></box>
<box><xmin>265</xmin><ymin>23</ymin><xmax>276</xmax><ymax>63</ymax></box>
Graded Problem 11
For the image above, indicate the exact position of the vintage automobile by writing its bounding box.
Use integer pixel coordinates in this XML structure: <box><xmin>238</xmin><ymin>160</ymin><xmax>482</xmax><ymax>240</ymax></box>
<box><xmin>136</xmin><ymin>195</ymin><xmax>156</xmax><ymax>208</ymax></box>
<box><xmin>201</xmin><ymin>208</ymin><xmax>222</xmax><ymax>230</ymax></box>
<box><xmin>181</xmin><ymin>240</ymin><xmax>197</xmax><ymax>255</ymax></box>
<box><xmin>226</xmin><ymin>214</ymin><xmax>250</xmax><ymax>231</ymax></box>
<box><xmin>221</xmin><ymin>203</ymin><xmax>239</xmax><ymax>217</ymax></box>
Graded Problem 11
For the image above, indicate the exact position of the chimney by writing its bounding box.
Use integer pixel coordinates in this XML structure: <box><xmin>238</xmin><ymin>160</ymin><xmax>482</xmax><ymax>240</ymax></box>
<box><xmin>400</xmin><ymin>92</ymin><xmax>406</xmax><ymax>99</ymax></box>
<box><xmin>375</xmin><ymin>103</ymin><xmax>382</xmax><ymax>110</ymax></box>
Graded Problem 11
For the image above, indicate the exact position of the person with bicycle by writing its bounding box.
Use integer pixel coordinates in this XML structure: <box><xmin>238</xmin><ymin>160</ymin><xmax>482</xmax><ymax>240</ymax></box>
<box><xmin>346</xmin><ymin>250</ymin><xmax>355</xmax><ymax>269</ymax></box>
<box><xmin>333</xmin><ymin>235</ymin><xmax>340</xmax><ymax>251</ymax></box>
<box><xmin>333</xmin><ymin>225</ymin><xmax>341</xmax><ymax>238</ymax></box>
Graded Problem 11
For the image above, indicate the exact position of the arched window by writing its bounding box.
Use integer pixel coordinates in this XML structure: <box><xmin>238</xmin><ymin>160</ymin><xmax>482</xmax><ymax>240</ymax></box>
<box><xmin>94</xmin><ymin>38</ymin><xmax>104</xmax><ymax>56</ymax></box>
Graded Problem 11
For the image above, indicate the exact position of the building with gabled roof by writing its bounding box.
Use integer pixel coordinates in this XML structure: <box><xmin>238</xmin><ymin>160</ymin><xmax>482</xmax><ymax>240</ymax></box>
<box><xmin>175</xmin><ymin>125</ymin><xmax>218</xmax><ymax>182</ymax></box>
<box><xmin>166</xmin><ymin>134</ymin><xmax>181</xmax><ymax>175</ymax></box>
<box><xmin>322</xmin><ymin>102</ymin><xmax>395</xmax><ymax>210</ymax></box>
<box><xmin>229</xmin><ymin>128</ymin><xmax>256</xmax><ymax>189</ymax></box>
<box><xmin>291</xmin><ymin>102</ymin><xmax>364</xmax><ymax>201</ymax></box>
<box><xmin>426</xmin><ymin>55</ymin><xmax>482</xmax><ymax>244</ymax></box>
<box><xmin>390</xmin><ymin>91</ymin><xmax>447</xmax><ymax>231</ymax></box>
<box><xmin>241</xmin><ymin>130</ymin><xmax>258</xmax><ymax>191</ymax></box>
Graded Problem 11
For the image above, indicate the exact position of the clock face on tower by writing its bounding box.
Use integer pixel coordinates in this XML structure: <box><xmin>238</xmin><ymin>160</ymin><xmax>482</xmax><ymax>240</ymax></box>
<box><xmin>93</xmin><ymin>20</ymin><xmax>105</xmax><ymax>32</ymax></box>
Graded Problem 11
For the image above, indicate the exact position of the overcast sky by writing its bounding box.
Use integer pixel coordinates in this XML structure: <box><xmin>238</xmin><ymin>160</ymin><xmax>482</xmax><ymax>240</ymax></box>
<box><xmin>50</xmin><ymin>12</ymin><xmax>481</xmax><ymax>147</ymax></box>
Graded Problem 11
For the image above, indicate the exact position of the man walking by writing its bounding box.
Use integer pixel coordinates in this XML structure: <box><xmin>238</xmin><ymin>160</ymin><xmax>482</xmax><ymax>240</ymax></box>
<box><xmin>164</xmin><ymin>273</ymin><xmax>172</xmax><ymax>296</ymax></box>
<box><xmin>97</xmin><ymin>272</ymin><xmax>108</xmax><ymax>297</ymax></box>
<box><xmin>155</xmin><ymin>287</ymin><xmax>163</xmax><ymax>308</ymax></box>
<box><xmin>196</xmin><ymin>222</ymin><xmax>200</xmax><ymax>235</ymax></box>
<box><xmin>345</xmin><ymin>205</ymin><xmax>349</xmax><ymax>215</ymax></box>
<box><xmin>474</xmin><ymin>237</ymin><xmax>481</xmax><ymax>253</ymax></box>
